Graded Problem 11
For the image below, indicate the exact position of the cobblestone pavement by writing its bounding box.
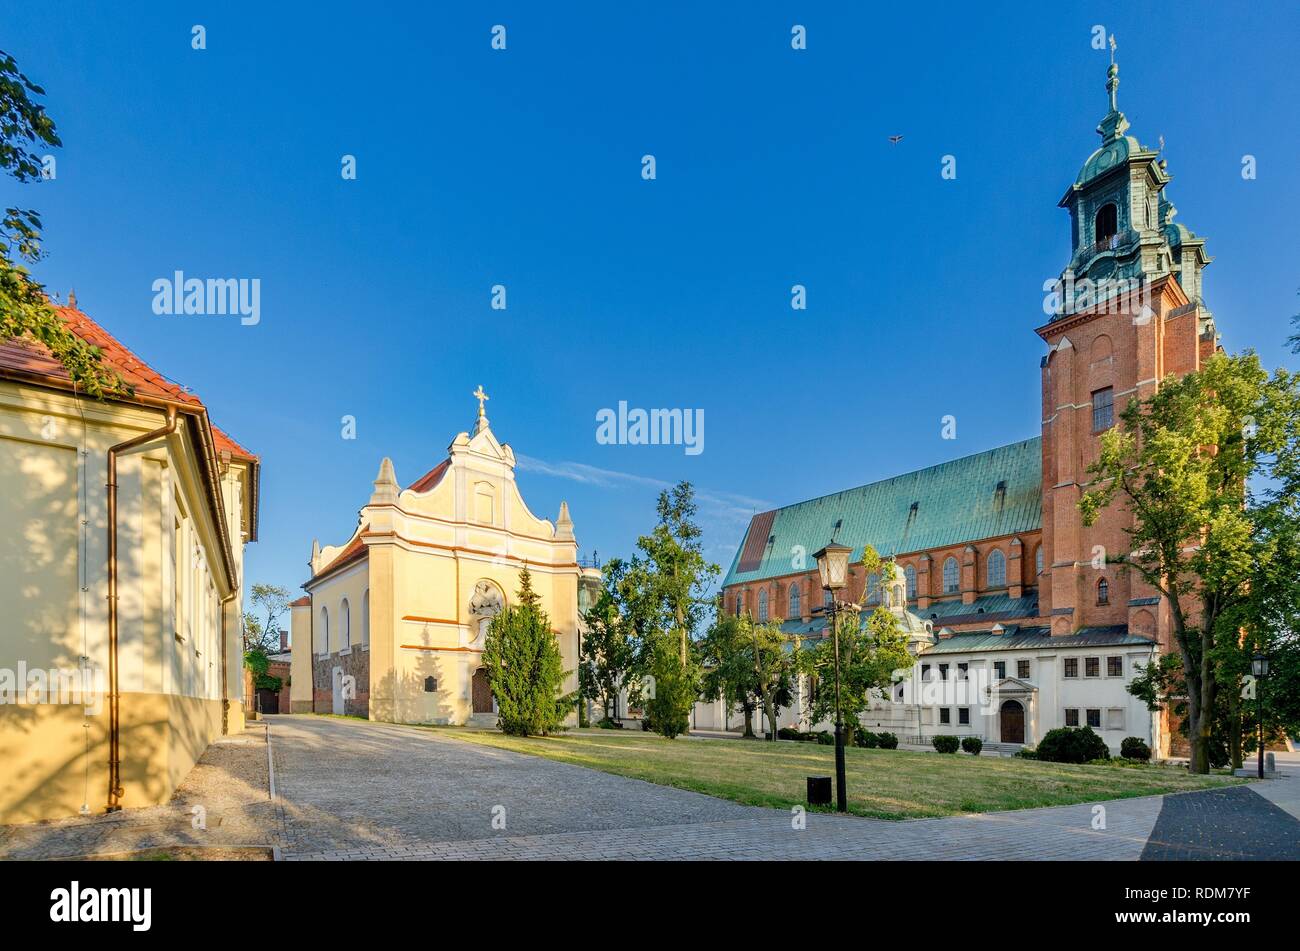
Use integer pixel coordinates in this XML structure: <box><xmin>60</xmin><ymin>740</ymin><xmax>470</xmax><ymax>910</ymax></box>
<box><xmin>272</xmin><ymin>715</ymin><xmax>1161</xmax><ymax>860</ymax></box>
<box><xmin>1140</xmin><ymin>785</ymin><xmax>1300</xmax><ymax>861</ymax></box>
<box><xmin>8</xmin><ymin>715</ymin><xmax>1293</xmax><ymax>862</ymax></box>
<box><xmin>0</xmin><ymin>726</ymin><xmax>277</xmax><ymax>860</ymax></box>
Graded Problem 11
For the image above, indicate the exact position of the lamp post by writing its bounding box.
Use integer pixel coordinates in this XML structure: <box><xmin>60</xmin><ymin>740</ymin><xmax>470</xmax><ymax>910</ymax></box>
<box><xmin>813</xmin><ymin>542</ymin><xmax>854</xmax><ymax>813</ymax></box>
<box><xmin>1251</xmin><ymin>652</ymin><xmax>1269</xmax><ymax>779</ymax></box>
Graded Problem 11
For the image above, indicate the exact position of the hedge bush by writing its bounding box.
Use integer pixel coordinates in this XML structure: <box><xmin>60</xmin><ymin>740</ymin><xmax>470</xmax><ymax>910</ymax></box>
<box><xmin>932</xmin><ymin>735</ymin><xmax>960</xmax><ymax>754</ymax></box>
<box><xmin>961</xmin><ymin>736</ymin><xmax>983</xmax><ymax>755</ymax></box>
<box><xmin>1120</xmin><ymin>736</ymin><xmax>1151</xmax><ymax>761</ymax></box>
<box><xmin>877</xmin><ymin>732</ymin><xmax>899</xmax><ymax>750</ymax></box>
<box><xmin>1035</xmin><ymin>726</ymin><xmax>1110</xmax><ymax>763</ymax></box>
<box><xmin>856</xmin><ymin>730</ymin><xmax>880</xmax><ymax>749</ymax></box>
<box><xmin>816</xmin><ymin>731</ymin><xmax>834</xmax><ymax>745</ymax></box>
<box><xmin>1014</xmin><ymin>747</ymin><xmax>1037</xmax><ymax>759</ymax></box>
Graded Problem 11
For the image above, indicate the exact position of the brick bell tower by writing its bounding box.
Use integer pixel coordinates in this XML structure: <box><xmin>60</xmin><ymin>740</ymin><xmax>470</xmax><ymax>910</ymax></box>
<box><xmin>1036</xmin><ymin>50</ymin><xmax>1220</xmax><ymax>645</ymax></box>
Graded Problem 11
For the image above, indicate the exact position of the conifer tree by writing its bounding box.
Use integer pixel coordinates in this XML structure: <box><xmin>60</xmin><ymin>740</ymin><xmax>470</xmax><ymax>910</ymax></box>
<box><xmin>482</xmin><ymin>567</ymin><xmax>571</xmax><ymax>736</ymax></box>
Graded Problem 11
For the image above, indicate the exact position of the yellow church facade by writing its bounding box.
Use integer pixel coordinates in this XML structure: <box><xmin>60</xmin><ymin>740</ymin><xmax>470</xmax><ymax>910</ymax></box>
<box><xmin>0</xmin><ymin>305</ymin><xmax>259</xmax><ymax>824</ymax></box>
<box><xmin>290</xmin><ymin>395</ymin><xmax>596</xmax><ymax>726</ymax></box>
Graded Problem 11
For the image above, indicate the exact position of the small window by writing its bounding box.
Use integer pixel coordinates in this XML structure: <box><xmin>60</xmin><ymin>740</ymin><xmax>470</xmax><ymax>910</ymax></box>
<box><xmin>1063</xmin><ymin>657</ymin><xmax>1079</xmax><ymax>678</ymax></box>
<box><xmin>958</xmin><ymin>707</ymin><xmax>970</xmax><ymax>725</ymax></box>
<box><xmin>1086</xmin><ymin>708</ymin><xmax>1102</xmax><ymax>729</ymax></box>
<box><xmin>1097</xmin><ymin>578</ymin><xmax>1110</xmax><ymax>605</ymax></box>
<box><xmin>1094</xmin><ymin>202</ymin><xmax>1118</xmax><ymax>243</ymax></box>
<box><xmin>423</xmin><ymin>676</ymin><xmax>438</xmax><ymax>693</ymax></box>
<box><xmin>921</xmin><ymin>664</ymin><xmax>931</xmax><ymax>681</ymax></box>
<box><xmin>986</xmin><ymin>549</ymin><xmax>1007</xmax><ymax>589</ymax></box>
<box><xmin>1017</xmin><ymin>659</ymin><xmax>1031</xmax><ymax>679</ymax></box>
<box><xmin>942</xmin><ymin>557</ymin><xmax>959</xmax><ymax>594</ymax></box>
<box><xmin>1106</xmin><ymin>708</ymin><xmax>1125</xmax><ymax>730</ymax></box>
<box><xmin>994</xmin><ymin>661</ymin><xmax>1006</xmax><ymax>679</ymax></box>
<box><xmin>735</xmin><ymin>592</ymin><xmax>743</xmax><ymax>617</ymax></box>
<box><xmin>904</xmin><ymin>564</ymin><xmax>917</xmax><ymax>600</ymax></box>
<box><xmin>1065</xmin><ymin>708</ymin><xmax>1080</xmax><ymax>727</ymax></box>
<box><xmin>957</xmin><ymin>662</ymin><xmax>969</xmax><ymax>681</ymax></box>
<box><xmin>939</xmin><ymin>708</ymin><xmax>951</xmax><ymax>725</ymax></box>
<box><xmin>757</xmin><ymin>589</ymin><xmax>769</xmax><ymax>622</ymax></box>
<box><xmin>1035</xmin><ymin>546</ymin><xmax>1044</xmax><ymax>575</ymax></box>
<box><xmin>1085</xmin><ymin>657</ymin><xmax>1100</xmax><ymax>678</ymax></box>
<box><xmin>1107</xmin><ymin>656</ymin><xmax>1123</xmax><ymax>677</ymax></box>
<box><xmin>865</xmin><ymin>572</ymin><xmax>881</xmax><ymax>605</ymax></box>
<box><xmin>1092</xmin><ymin>387</ymin><xmax>1115</xmax><ymax>432</ymax></box>
<box><xmin>939</xmin><ymin>664</ymin><xmax>950</xmax><ymax>681</ymax></box>
<box><xmin>788</xmin><ymin>584</ymin><xmax>801</xmax><ymax>618</ymax></box>
<box><xmin>823</xmin><ymin>590</ymin><xmax>833</xmax><ymax>609</ymax></box>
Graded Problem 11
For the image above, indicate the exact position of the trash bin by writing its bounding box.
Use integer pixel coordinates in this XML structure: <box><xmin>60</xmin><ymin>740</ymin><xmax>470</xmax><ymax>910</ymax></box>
<box><xmin>807</xmin><ymin>775</ymin><xmax>832</xmax><ymax>805</ymax></box>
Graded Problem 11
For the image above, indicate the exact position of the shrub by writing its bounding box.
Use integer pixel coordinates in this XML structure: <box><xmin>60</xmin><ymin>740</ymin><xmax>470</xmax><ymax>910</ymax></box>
<box><xmin>816</xmin><ymin>731</ymin><xmax>834</xmax><ymax>746</ymax></box>
<box><xmin>597</xmin><ymin>717</ymin><xmax>623</xmax><ymax>730</ymax></box>
<box><xmin>932</xmin><ymin>735</ymin><xmax>960</xmax><ymax>754</ymax></box>
<box><xmin>856</xmin><ymin>730</ymin><xmax>880</xmax><ymax>749</ymax></box>
<box><xmin>1035</xmin><ymin>726</ymin><xmax>1110</xmax><ymax>763</ymax></box>
<box><xmin>483</xmin><ymin>568</ymin><xmax>569</xmax><ymax>736</ymax></box>
<box><xmin>877</xmin><ymin>732</ymin><xmax>899</xmax><ymax>750</ymax></box>
<box><xmin>1120</xmin><ymin>736</ymin><xmax>1151</xmax><ymax>761</ymax></box>
<box><xmin>961</xmin><ymin>736</ymin><xmax>983</xmax><ymax>755</ymax></box>
<box><xmin>777</xmin><ymin>726</ymin><xmax>802</xmax><ymax>741</ymax></box>
<box><xmin>1014</xmin><ymin>747</ymin><xmax>1037</xmax><ymax>759</ymax></box>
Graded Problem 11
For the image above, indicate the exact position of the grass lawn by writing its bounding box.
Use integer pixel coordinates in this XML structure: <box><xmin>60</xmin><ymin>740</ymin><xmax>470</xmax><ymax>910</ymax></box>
<box><xmin>436</xmin><ymin>728</ymin><xmax>1241</xmax><ymax>819</ymax></box>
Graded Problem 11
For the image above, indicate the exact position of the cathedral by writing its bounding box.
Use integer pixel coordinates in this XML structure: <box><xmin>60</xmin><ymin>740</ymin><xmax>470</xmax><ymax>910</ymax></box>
<box><xmin>714</xmin><ymin>58</ymin><xmax>1219</xmax><ymax>756</ymax></box>
<box><xmin>288</xmin><ymin>391</ymin><xmax>598</xmax><ymax>725</ymax></box>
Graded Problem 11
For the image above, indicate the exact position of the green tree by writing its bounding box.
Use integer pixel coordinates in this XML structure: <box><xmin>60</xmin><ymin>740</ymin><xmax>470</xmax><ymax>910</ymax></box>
<box><xmin>482</xmin><ymin>567</ymin><xmax>571</xmax><ymax>736</ymax></box>
<box><xmin>641</xmin><ymin>630</ymin><xmax>697</xmax><ymax>740</ymax></box>
<box><xmin>794</xmin><ymin>547</ymin><xmax>913</xmax><ymax>746</ymax></box>
<box><xmin>0</xmin><ymin>50</ymin><xmax>121</xmax><ymax>396</ymax></box>
<box><xmin>697</xmin><ymin>609</ymin><xmax>793</xmax><ymax>739</ymax></box>
<box><xmin>242</xmin><ymin>582</ymin><xmax>292</xmax><ymax>653</ymax></box>
<box><xmin>1081</xmin><ymin>352</ymin><xmax>1298</xmax><ymax>772</ymax></box>
<box><xmin>579</xmin><ymin>560</ymin><xmax>634</xmax><ymax>722</ymax></box>
<box><xmin>617</xmin><ymin>483</ymin><xmax>719</xmax><ymax>737</ymax></box>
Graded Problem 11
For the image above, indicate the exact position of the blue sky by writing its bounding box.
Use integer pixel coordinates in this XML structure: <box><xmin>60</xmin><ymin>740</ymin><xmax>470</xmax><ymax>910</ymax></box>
<box><xmin>4</xmin><ymin>2</ymin><xmax>1297</xmax><ymax>602</ymax></box>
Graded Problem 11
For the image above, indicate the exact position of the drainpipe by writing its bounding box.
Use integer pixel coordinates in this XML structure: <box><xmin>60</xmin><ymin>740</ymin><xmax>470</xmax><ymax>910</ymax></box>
<box><xmin>106</xmin><ymin>406</ymin><xmax>177</xmax><ymax>812</ymax></box>
<box><xmin>220</xmin><ymin>589</ymin><xmax>237</xmax><ymax>734</ymax></box>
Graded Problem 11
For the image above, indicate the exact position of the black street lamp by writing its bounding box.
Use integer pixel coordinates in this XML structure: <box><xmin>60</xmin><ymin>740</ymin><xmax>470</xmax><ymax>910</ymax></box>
<box><xmin>813</xmin><ymin>542</ymin><xmax>855</xmax><ymax>813</ymax></box>
<box><xmin>1251</xmin><ymin>652</ymin><xmax>1270</xmax><ymax>779</ymax></box>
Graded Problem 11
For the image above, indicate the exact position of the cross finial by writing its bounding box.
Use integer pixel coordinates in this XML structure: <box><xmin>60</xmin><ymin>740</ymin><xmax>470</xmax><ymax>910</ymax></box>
<box><xmin>1108</xmin><ymin>33</ymin><xmax>1116</xmax><ymax>65</ymax></box>
<box><xmin>472</xmin><ymin>385</ymin><xmax>489</xmax><ymax>418</ymax></box>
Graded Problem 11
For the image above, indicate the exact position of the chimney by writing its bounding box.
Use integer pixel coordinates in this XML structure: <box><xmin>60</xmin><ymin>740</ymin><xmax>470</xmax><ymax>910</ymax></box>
<box><xmin>280</xmin><ymin>630</ymin><xmax>289</xmax><ymax>652</ymax></box>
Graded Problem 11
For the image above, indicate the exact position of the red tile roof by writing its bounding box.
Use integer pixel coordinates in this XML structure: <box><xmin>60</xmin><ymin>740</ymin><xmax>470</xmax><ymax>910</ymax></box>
<box><xmin>0</xmin><ymin>305</ymin><xmax>257</xmax><ymax>461</ymax></box>
<box><xmin>289</xmin><ymin>595</ymin><xmax>311</xmax><ymax>607</ymax></box>
<box><xmin>406</xmin><ymin>459</ymin><xmax>449</xmax><ymax>493</ymax></box>
<box><xmin>317</xmin><ymin>526</ymin><xmax>370</xmax><ymax>578</ymax></box>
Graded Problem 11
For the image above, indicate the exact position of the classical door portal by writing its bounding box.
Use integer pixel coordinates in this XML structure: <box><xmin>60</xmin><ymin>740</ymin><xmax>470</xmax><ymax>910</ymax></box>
<box><xmin>471</xmin><ymin>667</ymin><xmax>494</xmax><ymax>714</ymax></box>
<box><xmin>1000</xmin><ymin>699</ymin><xmax>1025</xmax><ymax>744</ymax></box>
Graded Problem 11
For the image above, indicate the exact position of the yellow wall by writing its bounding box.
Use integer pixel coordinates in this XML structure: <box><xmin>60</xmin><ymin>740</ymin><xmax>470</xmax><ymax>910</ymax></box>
<box><xmin>0</xmin><ymin>380</ymin><xmax>252</xmax><ymax>823</ymax></box>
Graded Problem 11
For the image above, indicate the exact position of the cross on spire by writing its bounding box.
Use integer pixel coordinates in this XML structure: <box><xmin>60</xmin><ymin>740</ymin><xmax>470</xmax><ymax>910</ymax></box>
<box><xmin>473</xmin><ymin>385</ymin><xmax>489</xmax><ymax>417</ymax></box>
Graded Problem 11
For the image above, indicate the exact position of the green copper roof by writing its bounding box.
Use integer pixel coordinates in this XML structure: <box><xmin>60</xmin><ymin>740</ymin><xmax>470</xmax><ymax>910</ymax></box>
<box><xmin>724</xmin><ymin>438</ymin><xmax>1042</xmax><ymax>587</ymax></box>
<box><xmin>920</xmin><ymin>625</ymin><xmax>1156</xmax><ymax>655</ymax></box>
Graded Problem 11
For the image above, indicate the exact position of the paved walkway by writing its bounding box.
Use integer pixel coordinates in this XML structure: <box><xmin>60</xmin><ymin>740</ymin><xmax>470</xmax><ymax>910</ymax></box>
<box><xmin>6</xmin><ymin>715</ymin><xmax>1296</xmax><ymax>861</ymax></box>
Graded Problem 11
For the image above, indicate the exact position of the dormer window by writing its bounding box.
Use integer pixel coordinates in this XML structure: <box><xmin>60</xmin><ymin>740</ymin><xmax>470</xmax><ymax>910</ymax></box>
<box><xmin>1094</xmin><ymin>202</ymin><xmax>1118</xmax><ymax>246</ymax></box>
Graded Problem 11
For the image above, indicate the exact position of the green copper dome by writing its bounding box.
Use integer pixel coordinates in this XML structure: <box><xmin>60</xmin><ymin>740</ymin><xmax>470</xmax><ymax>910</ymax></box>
<box><xmin>1075</xmin><ymin>134</ymin><xmax>1143</xmax><ymax>186</ymax></box>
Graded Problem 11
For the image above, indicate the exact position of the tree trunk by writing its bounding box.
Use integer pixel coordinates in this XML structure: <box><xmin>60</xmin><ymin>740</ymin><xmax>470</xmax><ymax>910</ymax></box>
<box><xmin>1227</xmin><ymin>679</ymin><xmax>1242</xmax><ymax>770</ymax></box>
<box><xmin>742</xmin><ymin>702</ymin><xmax>754</xmax><ymax>738</ymax></box>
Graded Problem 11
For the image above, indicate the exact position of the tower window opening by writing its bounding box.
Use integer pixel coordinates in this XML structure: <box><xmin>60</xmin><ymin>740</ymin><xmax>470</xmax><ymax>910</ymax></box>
<box><xmin>1094</xmin><ymin>202</ymin><xmax>1118</xmax><ymax>246</ymax></box>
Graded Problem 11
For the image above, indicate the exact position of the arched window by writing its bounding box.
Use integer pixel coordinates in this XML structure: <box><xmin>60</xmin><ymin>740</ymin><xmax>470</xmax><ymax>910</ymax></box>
<box><xmin>788</xmin><ymin>584</ymin><xmax>800</xmax><ymax>618</ymax></box>
<box><xmin>757</xmin><ymin>589</ymin><xmax>769</xmax><ymax>622</ymax></box>
<box><xmin>942</xmin><ymin>557</ymin><xmax>959</xmax><ymax>594</ymax></box>
<box><xmin>340</xmin><ymin>598</ymin><xmax>351</xmax><ymax>649</ymax></box>
<box><xmin>1095</xmin><ymin>202</ymin><xmax>1118</xmax><ymax>243</ymax></box>
<box><xmin>904</xmin><ymin>564</ymin><xmax>917</xmax><ymax>600</ymax></box>
<box><xmin>865</xmin><ymin>572</ymin><xmax>881</xmax><ymax>604</ymax></box>
<box><xmin>319</xmin><ymin>607</ymin><xmax>329</xmax><ymax>655</ymax></box>
<box><xmin>361</xmin><ymin>589</ymin><xmax>370</xmax><ymax>646</ymax></box>
<box><xmin>1097</xmin><ymin>578</ymin><xmax>1110</xmax><ymax>605</ymax></box>
<box><xmin>987</xmin><ymin>549</ymin><xmax>1007</xmax><ymax>589</ymax></box>
<box><xmin>735</xmin><ymin>591</ymin><xmax>743</xmax><ymax>617</ymax></box>
<box><xmin>1035</xmin><ymin>545</ymin><xmax>1044</xmax><ymax>575</ymax></box>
